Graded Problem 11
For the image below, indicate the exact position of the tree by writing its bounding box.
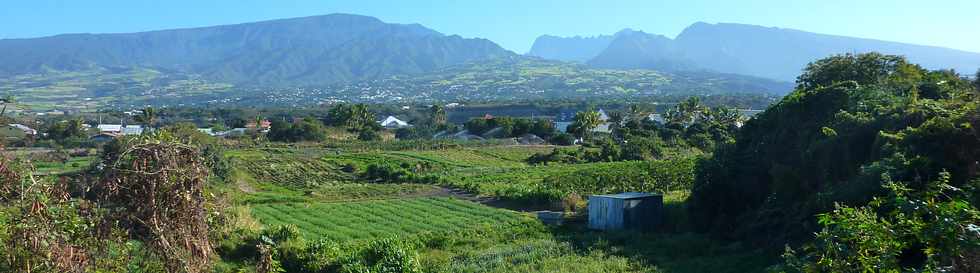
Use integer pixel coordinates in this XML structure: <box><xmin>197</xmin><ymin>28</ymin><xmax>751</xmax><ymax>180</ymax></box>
<box><xmin>529</xmin><ymin>119</ymin><xmax>557</xmax><ymax>139</ymax></box>
<box><xmin>665</xmin><ymin>97</ymin><xmax>705</xmax><ymax>126</ymax></box>
<box><xmin>267</xmin><ymin>118</ymin><xmax>326</xmax><ymax>142</ymax></box>
<box><xmin>347</xmin><ymin>104</ymin><xmax>378</xmax><ymax>132</ymax></box>
<box><xmin>46</xmin><ymin>118</ymin><xmax>87</xmax><ymax>141</ymax></box>
<box><xmin>428</xmin><ymin>105</ymin><xmax>447</xmax><ymax>127</ymax></box>
<box><xmin>570</xmin><ymin>110</ymin><xmax>601</xmax><ymax>139</ymax></box>
<box><xmin>688</xmin><ymin>53</ymin><xmax>980</xmax><ymax>245</ymax></box>
<box><xmin>135</xmin><ymin>107</ymin><xmax>158</xmax><ymax>128</ymax></box>
<box><xmin>324</xmin><ymin>104</ymin><xmax>377</xmax><ymax>133</ymax></box>
<box><xmin>795</xmin><ymin>52</ymin><xmax>907</xmax><ymax>90</ymax></box>
<box><xmin>707</xmin><ymin>107</ymin><xmax>743</xmax><ymax>130</ymax></box>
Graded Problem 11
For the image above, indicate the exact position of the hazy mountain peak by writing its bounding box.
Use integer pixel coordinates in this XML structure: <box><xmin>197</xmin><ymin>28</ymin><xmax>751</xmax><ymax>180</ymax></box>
<box><xmin>673</xmin><ymin>21</ymin><xmax>980</xmax><ymax>80</ymax></box>
<box><xmin>527</xmin><ymin>33</ymin><xmax>616</xmax><ymax>62</ymax></box>
<box><xmin>534</xmin><ymin>21</ymin><xmax>980</xmax><ymax>81</ymax></box>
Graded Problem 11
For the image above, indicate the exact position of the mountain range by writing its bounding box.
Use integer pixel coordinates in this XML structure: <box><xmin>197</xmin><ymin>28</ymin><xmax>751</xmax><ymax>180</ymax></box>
<box><xmin>2</xmin><ymin>14</ymin><xmax>978</xmax><ymax>108</ymax></box>
<box><xmin>528</xmin><ymin>22</ymin><xmax>980</xmax><ymax>81</ymax></box>
<box><xmin>0</xmin><ymin>14</ymin><xmax>514</xmax><ymax>85</ymax></box>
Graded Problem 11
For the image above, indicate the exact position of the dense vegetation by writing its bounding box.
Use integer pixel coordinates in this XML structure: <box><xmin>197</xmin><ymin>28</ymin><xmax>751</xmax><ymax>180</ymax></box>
<box><xmin>690</xmin><ymin>53</ymin><xmax>979</xmax><ymax>271</ymax></box>
<box><xmin>1</xmin><ymin>52</ymin><xmax>977</xmax><ymax>273</ymax></box>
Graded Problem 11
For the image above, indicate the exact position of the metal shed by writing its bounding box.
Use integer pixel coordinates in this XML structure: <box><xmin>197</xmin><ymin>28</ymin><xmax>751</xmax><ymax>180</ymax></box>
<box><xmin>588</xmin><ymin>192</ymin><xmax>663</xmax><ymax>231</ymax></box>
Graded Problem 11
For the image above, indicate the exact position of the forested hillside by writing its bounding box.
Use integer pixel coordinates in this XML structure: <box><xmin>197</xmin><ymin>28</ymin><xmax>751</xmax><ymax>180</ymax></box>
<box><xmin>690</xmin><ymin>53</ymin><xmax>979</xmax><ymax>271</ymax></box>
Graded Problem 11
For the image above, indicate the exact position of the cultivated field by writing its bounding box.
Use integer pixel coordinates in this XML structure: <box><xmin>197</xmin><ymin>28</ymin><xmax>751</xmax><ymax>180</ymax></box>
<box><xmin>212</xmin><ymin>142</ymin><xmax>765</xmax><ymax>272</ymax></box>
<box><xmin>251</xmin><ymin>197</ymin><xmax>529</xmax><ymax>241</ymax></box>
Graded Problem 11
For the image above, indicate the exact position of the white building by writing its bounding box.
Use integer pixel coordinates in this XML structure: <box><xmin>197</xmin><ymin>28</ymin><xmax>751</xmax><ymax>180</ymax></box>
<box><xmin>597</xmin><ymin>109</ymin><xmax>610</xmax><ymax>121</ymax></box>
<box><xmin>647</xmin><ymin>113</ymin><xmax>666</xmax><ymax>125</ymax></box>
<box><xmin>97</xmin><ymin>124</ymin><xmax>144</xmax><ymax>135</ymax></box>
<box><xmin>379</xmin><ymin>116</ymin><xmax>410</xmax><ymax>129</ymax></box>
<box><xmin>10</xmin><ymin>124</ymin><xmax>37</xmax><ymax>136</ymax></box>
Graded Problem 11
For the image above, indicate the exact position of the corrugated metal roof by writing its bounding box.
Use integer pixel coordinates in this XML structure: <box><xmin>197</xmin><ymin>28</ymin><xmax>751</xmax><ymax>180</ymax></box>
<box><xmin>592</xmin><ymin>192</ymin><xmax>659</xmax><ymax>199</ymax></box>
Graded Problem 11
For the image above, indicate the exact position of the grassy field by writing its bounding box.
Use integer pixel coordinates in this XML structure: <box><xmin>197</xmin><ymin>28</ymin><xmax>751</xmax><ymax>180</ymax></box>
<box><xmin>32</xmin><ymin>155</ymin><xmax>94</xmax><ymax>175</ymax></box>
<box><xmin>217</xmin><ymin>143</ymin><xmax>772</xmax><ymax>272</ymax></box>
<box><xmin>251</xmin><ymin>197</ymin><xmax>529</xmax><ymax>241</ymax></box>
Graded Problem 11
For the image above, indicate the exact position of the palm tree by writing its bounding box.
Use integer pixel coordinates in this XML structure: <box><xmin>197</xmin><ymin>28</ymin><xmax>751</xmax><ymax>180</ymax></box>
<box><xmin>711</xmin><ymin>107</ymin><xmax>744</xmax><ymax>129</ymax></box>
<box><xmin>67</xmin><ymin>118</ymin><xmax>85</xmax><ymax>138</ymax></box>
<box><xmin>626</xmin><ymin>104</ymin><xmax>648</xmax><ymax>122</ymax></box>
<box><xmin>607</xmin><ymin>111</ymin><xmax>626</xmax><ymax>139</ymax></box>
<box><xmin>572</xmin><ymin>110</ymin><xmax>602</xmax><ymax>140</ymax></box>
<box><xmin>668</xmin><ymin>97</ymin><xmax>706</xmax><ymax>126</ymax></box>
<box><xmin>249</xmin><ymin>115</ymin><xmax>266</xmax><ymax>131</ymax></box>
<box><xmin>429</xmin><ymin>105</ymin><xmax>447</xmax><ymax>126</ymax></box>
<box><xmin>347</xmin><ymin>104</ymin><xmax>375</xmax><ymax>132</ymax></box>
<box><xmin>135</xmin><ymin>107</ymin><xmax>157</xmax><ymax>128</ymax></box>
<box><xmin>0</xmin><ymin>95</ymin><xmax>15</xmax><ymax>117</ymax></box>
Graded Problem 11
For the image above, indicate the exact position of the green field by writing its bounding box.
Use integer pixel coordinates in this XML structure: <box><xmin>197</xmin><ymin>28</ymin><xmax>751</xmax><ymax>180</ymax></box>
<box><xmin>251</xmin><ymin>197</ymin><xmax>529</xmax><ymax>241</ymax></box>
<box><xmin>214</xmin><ymin>143</ymin><xmax>766</xmax><ymax>272</ymax></box>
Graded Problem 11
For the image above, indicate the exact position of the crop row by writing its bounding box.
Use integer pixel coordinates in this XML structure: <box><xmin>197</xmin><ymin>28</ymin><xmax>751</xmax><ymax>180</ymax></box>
<box><xmin>250</xmin><ymin>197</ymin><xmax>527</xmax><ymax>242</ymax></box>
<box><xmin>434</xmin><ymin>158</ymin><xmax>697</xmax><ymax>204</ymax></box>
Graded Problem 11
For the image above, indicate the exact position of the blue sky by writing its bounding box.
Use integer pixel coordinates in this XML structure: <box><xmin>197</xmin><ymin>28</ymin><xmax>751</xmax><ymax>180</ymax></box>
<box><xmin>1</xmin><ymin>0</ymin><xmax>978</xmax><ymax>53</ymax></box>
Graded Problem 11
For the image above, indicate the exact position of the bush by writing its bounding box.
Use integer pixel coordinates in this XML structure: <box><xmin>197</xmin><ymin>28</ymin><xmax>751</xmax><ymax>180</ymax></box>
<box><xmin>549</xmin><ymin>133</ymin><xmax>575</xmax><ymax>146</ymax></box>
<box><xmin>268</xmin><ymin>118</ymin><xmax>328</xmax><ymax>142</ymax></box>
<box><xmin>689</xmin><ymin>53</ymin><xmax>980</xmax><ymax>243</ymax></box>
<box><xmin>342</xmin><ymin>238</ymin><xmax>423</xmax><ymax>273</ymax></box>
<box><xmin>540</xmin><ymin>158</ymin><xmax>697</xmax><ymax>198</ymax></box>
<box><xmin>527</xmin><ymin>148</ymin><xmax>591</xmax><ymax>165</ymax></box>
<box><xmin>357</xmin><ymin>129</ymin><xmax>382</xmax><ymax>141</ymax></box>
<box><xmin>362</xmin><ymin>162</ymin><xmax>408</xmax><ymax>182</ymax></box>
<box><xmin>780</xmin><ymin>173</ymin><xmax>980</xmax><ymax>272</ymax></box>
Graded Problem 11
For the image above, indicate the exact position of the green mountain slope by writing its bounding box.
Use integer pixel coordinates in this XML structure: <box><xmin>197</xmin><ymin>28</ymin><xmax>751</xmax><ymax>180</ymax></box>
<box><xmin>0</xmin><ymin>13</ymin><xmax>514</xmax><ymax>85</ymax></box>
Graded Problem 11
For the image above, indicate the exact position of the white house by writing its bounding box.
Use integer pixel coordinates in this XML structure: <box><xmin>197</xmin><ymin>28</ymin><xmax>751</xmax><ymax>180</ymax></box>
<box><xmin>646</xmin><ymin>113</ymin><xmax>666</xmax><ymax>125</ymax></box>
<box><xmin>555</xmin><ymin>121</ymin><xmax>612</xmax><ymax>133</ymax></box>
<box><xmin>97</xmin><ymin>124</ymin><xmax>122</xmax><ymax>133</ymax></box>
<box><xmin>379</xmin><ymin>116</ymin><xmax>410</xmax><ymax>129</ymax></box>
<box><xmin>10</xmin><ymin>124</ymin><xmax>37</xmax><ymax>136</ymax></box>
<box><xmin>97</xmin><ymin>124</ymin><xmax>143</xmax><ymax>135</ymax></box>
<box><xmin>214</xmin><ymin>128</ymin><xmax>247</xmax><ymax>138</ymax></box>
<box><xmin>597</xmin><ymin>109</ymin><xmax>610</xmax><ymax>122</ymax></box>
<box><xmin>122</xmin><ymin>125</ymin><xmax>143</xmax><ymax>135</ymax></box>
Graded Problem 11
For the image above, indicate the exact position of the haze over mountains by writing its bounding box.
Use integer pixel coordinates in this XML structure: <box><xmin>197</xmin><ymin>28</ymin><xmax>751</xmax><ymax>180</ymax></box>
<box><xmin>527</xmin><ymin>34</ymin><xmax>615</xmax><ymax>63</ymax></box>
<box><xmin>0</xmin><ymin>14</ymin><xmax>514</xmax><ymax>85</ymax></box>
<box><xmin>528</xmin><ymin>22</ymin><xmax>980</xmax><ymax>81</ymax></box>
<box><xmin>1</xmin><ymin>13</ymin><xmax>977</xmax><ymax>108</ymax></box>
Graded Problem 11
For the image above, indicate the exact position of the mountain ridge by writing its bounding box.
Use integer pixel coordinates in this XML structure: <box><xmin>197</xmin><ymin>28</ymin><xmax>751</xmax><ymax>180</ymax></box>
<box><xmin>0</xmin><ymin>13</ymin><xmax>516</xmax><ymax>85</ymax></box>
<box><xmin>533</xmin><ymin>22</ymin><xmax>980</xmax><ymax>81</ymax></box>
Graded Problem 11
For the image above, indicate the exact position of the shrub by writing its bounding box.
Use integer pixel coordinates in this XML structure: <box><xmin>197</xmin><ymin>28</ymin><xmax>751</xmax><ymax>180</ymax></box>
<box><xmin>362</xmin><ymin>162</ymin><xmax>413</xmax><ymax>183</ymax></box>
<box><xmin>549</xmin><ymin>133</ymin><xmax>576</xmax><ymax>146</ymax></box>
<box><xmin>560</xmin><ymin>193</ymin><xmax>586</xmax><ymax>213</ymax></box>
<box><xmin>341</xmin><ymin>238</ymin><xmax>423</xmax><ymax>273</ymax></box>
<box><xmin>98</xmin><ymin>132</ymin><xmax>214</xmax><ymax>273</ymax></box>
<box><xmin>780</xmin><ymin>172</ymin><xmax>980</xmax><ymax>272</ymax></box>
<box><xmin>358</xmin><ymin>129</ymin><xmax>382</xmax><ymax>141</ymax></box>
